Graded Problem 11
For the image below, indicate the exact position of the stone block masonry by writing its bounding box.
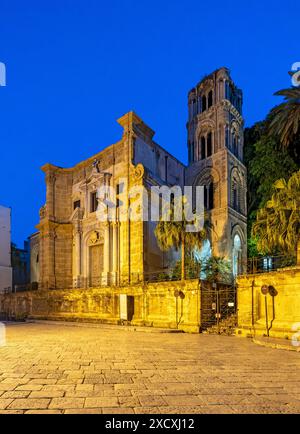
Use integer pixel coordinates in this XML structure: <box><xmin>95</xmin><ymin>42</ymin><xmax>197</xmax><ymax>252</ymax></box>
<box><xmin>0</xmin><ymin>280</ymin><xmax>201</xmax><ymax>333</ymax></box>
<box><xmin>236</xmin><ymin>267</ymin><xmax>300</xmax><ymax>340</ymax></box>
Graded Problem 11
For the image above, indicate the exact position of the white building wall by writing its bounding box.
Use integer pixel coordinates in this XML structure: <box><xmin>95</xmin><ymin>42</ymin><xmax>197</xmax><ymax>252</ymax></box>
<box><xmin>0</xmin><ymin>205</ymin><xmax>12</xmax><ymax>292</ymax></box>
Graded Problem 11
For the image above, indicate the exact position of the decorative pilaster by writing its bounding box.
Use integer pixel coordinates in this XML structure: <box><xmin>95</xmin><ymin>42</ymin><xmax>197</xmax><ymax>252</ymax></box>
<box><xmin>112</xmin><ymin>222</ymin><xmax>119</xmax><ymax>285</ymax></box>
<box><xmin>102</xmin><ymin>222</ymin><xmax>110</xmax><ymax>285</ymax></box>
<box><xmin>74</xmin><ymin>225</ymin><xmax>82</xmax><ymax>288</ymax></box>
<box><xmin>45</xmin><ymin>172</ymin><xmax>56</xmax><ymax>220</ymax></box>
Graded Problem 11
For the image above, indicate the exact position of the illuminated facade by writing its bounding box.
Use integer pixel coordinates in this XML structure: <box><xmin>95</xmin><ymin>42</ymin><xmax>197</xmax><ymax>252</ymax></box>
<box><xmin>34</xmin><ymin>68</ymin><xmax>247</xmax><ymax>290</ymax></box>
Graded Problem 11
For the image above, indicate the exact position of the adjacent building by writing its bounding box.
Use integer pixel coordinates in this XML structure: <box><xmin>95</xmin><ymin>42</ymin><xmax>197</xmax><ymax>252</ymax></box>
<box><xmin>11</xmin><ymin>241</ymin><xmax>30</xmax><ymax>290</ymax></box>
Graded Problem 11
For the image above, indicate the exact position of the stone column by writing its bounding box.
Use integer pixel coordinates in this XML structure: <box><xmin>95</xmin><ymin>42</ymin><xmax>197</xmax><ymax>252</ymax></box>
<box><xmin>102</xmin><ymin>222</ymin><xmax>110</xmax><ymax>285</ymax></box>
<box><xmin>74</xmin><ymin>226</ymin><xmax>82</xmax><ymax>288</ymax></box>
<box><xmin>112</xmin><ymin>222</ymin><xmax>118</xmax><ymax>285</ymax></box>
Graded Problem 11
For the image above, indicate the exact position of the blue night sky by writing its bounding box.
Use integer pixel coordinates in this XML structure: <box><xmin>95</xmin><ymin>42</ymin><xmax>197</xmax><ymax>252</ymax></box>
<box><xmin>0</xmin><ymin>0</ymin><xmax>299</xmax><ymax>247</ymax></box>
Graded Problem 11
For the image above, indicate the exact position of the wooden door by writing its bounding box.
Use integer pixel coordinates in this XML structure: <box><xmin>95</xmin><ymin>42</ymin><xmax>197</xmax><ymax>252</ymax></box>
<box><xmin>89</xmin><ymin>244</ymin><xmax>103</xmax><ymax>287</ymax></box>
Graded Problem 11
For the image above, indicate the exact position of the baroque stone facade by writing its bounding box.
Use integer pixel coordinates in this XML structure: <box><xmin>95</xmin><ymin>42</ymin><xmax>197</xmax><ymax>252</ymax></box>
<box><xmin>33</xmin><ymin>67</ymin><xmax>247</xmax><ymax>291</ymax></box>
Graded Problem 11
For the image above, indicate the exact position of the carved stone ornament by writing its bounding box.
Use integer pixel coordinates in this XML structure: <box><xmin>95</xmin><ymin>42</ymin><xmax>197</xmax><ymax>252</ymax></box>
<box><xmin>39</xmin><ymin>205</ymin><xmax>46</xmax><ymax>220</ymax></box>
<box><xmin>88</xmin><ymin>231</ymin><xmax>103</xmax><ymax>246</ymax></box>
<box><xmin>132</xmin><ymin>163</ymin><xmax>145</xmax><ymax>182</ymax></box>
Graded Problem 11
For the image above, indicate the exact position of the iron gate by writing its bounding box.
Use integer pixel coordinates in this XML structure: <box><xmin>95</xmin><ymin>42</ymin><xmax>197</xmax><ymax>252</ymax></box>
<box><xmin>200</xmin><ymin>281</ymin><xmax>237</xmax><ymax>332</ymax></box>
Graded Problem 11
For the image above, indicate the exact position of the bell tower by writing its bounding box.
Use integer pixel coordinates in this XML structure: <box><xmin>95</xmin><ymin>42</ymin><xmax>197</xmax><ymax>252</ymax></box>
<box><xmin>186</xmin><ymin>67</ymin><xmax>247</xmax><ymax>274</ymax></box>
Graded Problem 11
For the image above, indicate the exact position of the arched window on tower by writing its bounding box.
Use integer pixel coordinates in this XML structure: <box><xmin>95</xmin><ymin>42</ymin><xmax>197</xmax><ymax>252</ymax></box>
<box><xmin>201</xmin><ymin>136</ymin><xmax>206</xmax><ymax>160</ymax></box>
<box><xmin>202</xmin><ymin>95</ymin><xmax>207</xmax><ymax>112</ymax></box>
<box><xmin>233</xmin><ymin>183</ymin><xmax>238</xmax><ymax>211</ymax></box>
<box><xmin>231</xmin><ymin>175</ymin><xmax>242</xmax><ymax>213</ymax></box>
<box><xmin>208</xmin><ymin>90</ymin><xmax>213</xmax><ymax>108</ymax></box>
<box><xmin>207</xmin><ymin>132</ymin><xmax>212</xmax><ymax>157</ymax></box>
<box><xmin>204</xmin><ymin>183</ymin><xmax>214</xmax><ymax>210</ymax></box>
<box><xmin>208</xmin><ymin>183</ymin><xmax>214</xmax><ymax>209</ymax></box>
<box><xmin>225</xmin><ymin>125</ymin><xmax>229</xmax><ymax>148</ymax></box>
<box><xmin>232</xmin><ymin>134</ymin><xmax>237</xmax><ymax>156</ymax></box>
<box><xmin>232</xmin><ymin>234</ymin><xmax>242</xmax><ymax>277</ymax></box>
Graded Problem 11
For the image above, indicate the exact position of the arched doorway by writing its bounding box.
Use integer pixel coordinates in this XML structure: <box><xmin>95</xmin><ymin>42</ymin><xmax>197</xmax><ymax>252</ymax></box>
<box><xmin>232</xmin><ymin>234</ymin><xmax>242</xmax><ymax>277</ymax></box>
<box><xmin>194</xmin><ymin>240</ymin><xmax>212</xmax><ymax>280</ymax></box>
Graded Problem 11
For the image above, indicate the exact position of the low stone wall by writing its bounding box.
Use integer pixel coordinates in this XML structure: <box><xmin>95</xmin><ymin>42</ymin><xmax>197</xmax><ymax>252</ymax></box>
<box><xmin>236</xmin><ymin>267</ymin><xmax>300</xmax><ymax>340</ymax></box>
<box><xmin>0</xmin><ymin>280</ymin><xmax>201</xmax><ymax>333</ymax></box>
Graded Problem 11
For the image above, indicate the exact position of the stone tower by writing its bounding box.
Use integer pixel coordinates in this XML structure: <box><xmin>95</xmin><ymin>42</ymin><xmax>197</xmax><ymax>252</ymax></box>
<box><xmin>186</xmin><ymin>67</ymin><xmax>247</xmax><ymax>274</ymax></box>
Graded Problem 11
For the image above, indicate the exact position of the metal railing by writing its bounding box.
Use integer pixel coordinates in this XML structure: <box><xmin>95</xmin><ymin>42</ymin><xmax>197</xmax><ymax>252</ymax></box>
<box><xmin>243</xmin><ymin>255</ymin><xmax>297</xmax><ymax>275</ymax></box>
<box><xmin>3</xmin><ymin>255</ymin><xmax>297</xmax><ymax>294</ymax></box>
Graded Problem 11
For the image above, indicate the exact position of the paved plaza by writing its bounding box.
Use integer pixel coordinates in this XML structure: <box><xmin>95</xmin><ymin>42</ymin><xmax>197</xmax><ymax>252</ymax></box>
<box><xmin>0</xmin><ymin>322</ymin><xmax>299</xmax><ymax>414</ymax></box>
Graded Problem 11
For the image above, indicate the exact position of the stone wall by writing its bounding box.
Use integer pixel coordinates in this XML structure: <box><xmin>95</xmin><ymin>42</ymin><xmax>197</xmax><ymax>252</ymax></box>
<box><xmin>236</xmin><ymin>267</ymin><xmax>300</xmax><ymax>339</ymax></box>
<box><xmin>0</xmin><ymin>280</ymin><xmax>201</xmax><ymax>333</ymax></box>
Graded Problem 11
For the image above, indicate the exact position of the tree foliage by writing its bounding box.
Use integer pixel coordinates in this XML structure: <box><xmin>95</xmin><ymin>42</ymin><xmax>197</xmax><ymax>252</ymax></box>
<box><xmin>244</xmin><ymin>87</ymin><xmax>300</xmax><ymax>257</ymax></box>
<box><xmin>252</xmin><ymin>170</ymin><xmax>300</xmax><ymax>255</ymax></box>
<box><xmin>154</xmin><ymin>197</ymin><xmax>208</xmax><ymax>280</ymax></box>
<box><xmin>269</xmin><ymin>87</ymin><xmax>300</xmax><ymax>153</ymax></box>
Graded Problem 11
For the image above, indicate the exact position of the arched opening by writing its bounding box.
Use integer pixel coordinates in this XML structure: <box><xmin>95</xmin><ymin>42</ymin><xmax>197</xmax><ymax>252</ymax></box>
<box><xmin>208</xmin><ymin>90</ymin><xmax>213</xmax><ymax>108</ymax></box>
<box><xmin>207</xmin><ymin>132</ymin><xmax>212</xmax><ymax>157</ymax></box>
<box><xmin>201</xmin><ymin>136</ymin><xmax>206</xmax><ymax>160</ymax></box>
<box><xmin>225</xmin><ymin>125</ymin><xmax>229</xmax><ymax>147</ymax></box>
<box><xmin>232</xmin><ymin>234</ymin><xmax>242</xmax><ymax>277</ymax></box>
<box><xmin>233</xmin><ymin>183</ymin><xmax>238</xmax><ymax>211</ymax></box>
<box><xmin>231</xmin><ymin>170</ymin><xmax>242</xmax><ymax>214</ymax></box>
<box><xmin>194</xmin><ymin>240</ymin><xmax>212</xmax><ymax>280</ymax></box>
<box><xmin>204</xmin><ymin>183</ymin><xmax>214</xmax><ymax>210</ymax></box>
<box><xmin>202</xmin><ymin>95</ymin><xmax>207</xmax><ymax>112</ymax></box>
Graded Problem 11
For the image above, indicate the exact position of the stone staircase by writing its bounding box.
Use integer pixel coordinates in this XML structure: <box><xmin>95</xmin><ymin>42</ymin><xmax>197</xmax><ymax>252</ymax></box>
<box><xmin>204</xmin><ymin>314</ymin><xmax>237</xmax><ymax>335</ymax></box>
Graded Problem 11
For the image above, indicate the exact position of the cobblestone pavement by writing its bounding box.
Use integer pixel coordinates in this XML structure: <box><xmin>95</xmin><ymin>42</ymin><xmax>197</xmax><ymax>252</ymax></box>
<box><xmin>0</xmin><ymin>322</ymin><xmax>299</xmax><ymax>414</ymax></box>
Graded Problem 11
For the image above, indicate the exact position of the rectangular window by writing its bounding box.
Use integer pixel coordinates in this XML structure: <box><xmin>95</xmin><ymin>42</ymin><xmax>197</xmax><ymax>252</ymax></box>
<box><xmin>73</xmin><ymin>200</ymin><xmax>81</xmax><ymax>210</ymax></box>
<box><xmin>90</xmin><ymin>192</ymin><xmax>98</xmax><ymax>213</ymax></box>
<box><xmin>116</xmin><ymin>182</ymin><xmax>124</xmax><ymax>208</ymax></box>
<box><xmin>116</xmin><ymin>182</ymin><xmax>124</xmax><ymax>195</ymax></box>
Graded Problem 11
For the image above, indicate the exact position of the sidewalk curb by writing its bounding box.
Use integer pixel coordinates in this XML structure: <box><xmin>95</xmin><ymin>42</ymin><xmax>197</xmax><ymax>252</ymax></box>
<box><xmin>28</xmin><ymin>319</ymin><xmax>184</xmax><ymax>334</ymax></box>
<box><xmin>253</xmin><ymin>337</ymin><xmax>300</xmax><ymax>353</ymax></box>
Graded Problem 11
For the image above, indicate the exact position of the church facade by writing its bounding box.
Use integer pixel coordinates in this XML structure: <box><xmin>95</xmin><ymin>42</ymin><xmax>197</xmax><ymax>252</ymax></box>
<box><xmin>34</xmin><ymin>67</ymin><xmax>247</xmax><ymax>290</ymax></box>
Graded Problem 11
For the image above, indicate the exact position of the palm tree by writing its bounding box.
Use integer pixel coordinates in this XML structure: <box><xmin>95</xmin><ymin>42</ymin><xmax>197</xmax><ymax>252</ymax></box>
<box><xmin>252</xmin><ymin>170</ymin><xmax>300</xmax><ymax>263</ymax></box>
<box><xmin>154</xmin><ymin>198</ymin><xmax>208</xmax><ymax>280</ymax></box>
<box><xmin>201</xmin><ymin>256</ymin><xmax>232</xmax><ymax>284</ymax></box>
<box><xmin>269</xmin><ymin>87</ymin><xmax>300</xmax><ymax>151</ymax></box>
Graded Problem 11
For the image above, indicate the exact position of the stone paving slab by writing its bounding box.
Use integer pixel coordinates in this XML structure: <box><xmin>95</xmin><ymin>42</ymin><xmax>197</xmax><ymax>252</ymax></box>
<box><xmin>0</xmin><ymin>322</ymin><xmax>299</xmax><ymax>414</ymax></box>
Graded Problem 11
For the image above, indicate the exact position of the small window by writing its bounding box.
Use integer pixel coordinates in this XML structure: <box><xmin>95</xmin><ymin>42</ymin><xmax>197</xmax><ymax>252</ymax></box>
<box><xmin>116</xmin><ymin>182</ymin><xmax>124</xmax><ymax>195</ymax></box>
<box><xmin>90</xmin><ymin>192</ymin><xmax>98</xmax><ymax>213</ymax></box>
<box><xmin>73</xmin><ymin>200</ymin><xmax>81</xmax><ymax>210</ymax></box>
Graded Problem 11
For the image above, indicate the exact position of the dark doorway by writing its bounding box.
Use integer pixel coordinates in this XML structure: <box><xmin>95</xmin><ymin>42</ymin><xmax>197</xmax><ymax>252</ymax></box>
<box><xmin>127</xmin><ymin>296</ymin><xmax>135</xmax><ymax>322</ymax></box>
